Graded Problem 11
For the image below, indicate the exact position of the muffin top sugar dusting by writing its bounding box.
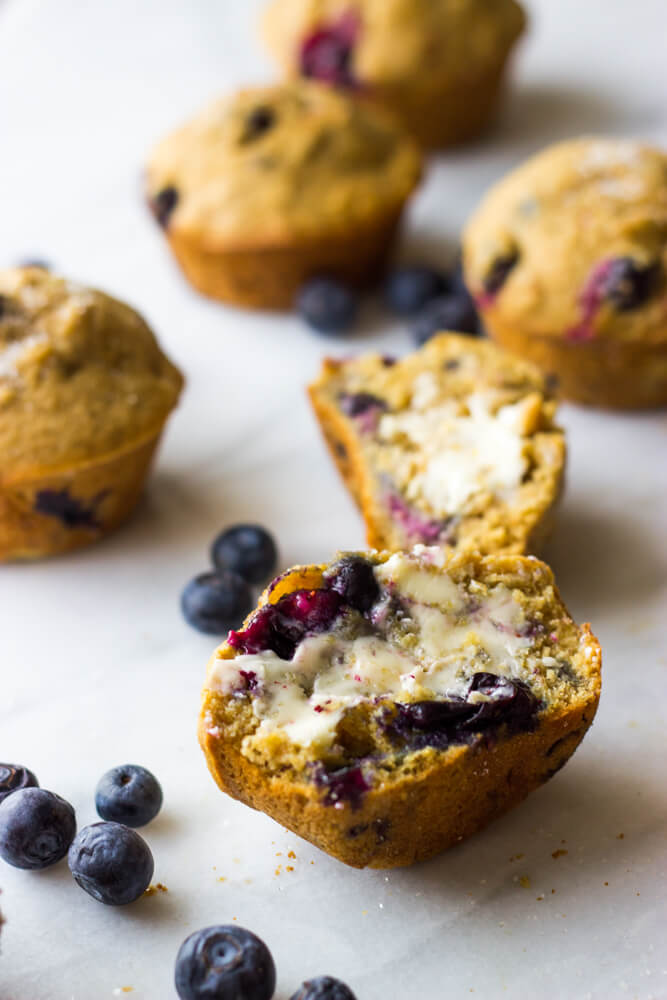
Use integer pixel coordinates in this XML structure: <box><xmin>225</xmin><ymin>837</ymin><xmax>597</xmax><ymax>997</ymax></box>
<box><xmin>263</xmin><ymin>0</ymin><xmax>526</xmax><ymax>88</ymax></box>
<box><xmin>0</xmin><ymin>268</ymin><xmax>183</xmax><ymax>479</ymax></box>
<box><xmin>463</xmin><ymin>138</ymin><xmax>667</xmax><ymax>344</ymax></box>
<box><xmin>146</xmin><ymin>80</ymin><xmax>421</xmax><ymax>244</ymax></box>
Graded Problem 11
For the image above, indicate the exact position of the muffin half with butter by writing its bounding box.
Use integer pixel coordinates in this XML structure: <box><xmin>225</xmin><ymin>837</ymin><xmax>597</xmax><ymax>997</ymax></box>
<box><xmin>145</xmin><ymin>80</ymin><xmax>422</xmax><ymax>309</ymax></box>
<box><xmin>0</xmin><ymin>268</ymin><xmax>183</xmax><ymax>560</ymax></box>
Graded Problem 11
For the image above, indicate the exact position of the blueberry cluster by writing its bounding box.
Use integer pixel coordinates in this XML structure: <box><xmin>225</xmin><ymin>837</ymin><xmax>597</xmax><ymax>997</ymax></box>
<box><xmin>175</xmin><ymin>924</ymin><xmax>357</xmax><ymax>1000</ymax></box>
<box><xmin>295</xmin><ymin>259</ymin><xmax>482</xmax><ymax>342</ymax></box>
<box><xmin>0</xmin><ymin>761</ymin><xmax>162</xmax><ymax>906</ymax></box>
<box><xmin>181</xmin><ymin>524</ymin><xmax>278</xmax><ymax>635</ymax></box>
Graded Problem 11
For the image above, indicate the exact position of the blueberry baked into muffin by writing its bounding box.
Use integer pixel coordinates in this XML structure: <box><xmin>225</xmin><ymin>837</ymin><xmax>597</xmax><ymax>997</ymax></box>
<box><xmin>463</xmin><ymin>138</ymin><xmax>667</xmax><ymax>408</ymax></box>
<box><xmin>146</xmin><ymin>81</ymin><xmax>422</xmax><ymax>309</ymax></box>
<box><xmin>199</xmin><ymin>547</ymin><xmax>601</xmax><ymax>868</ymax></box>
<box><xmin>308</xmin><ymin>333</ymin><xmax>565</xmax><ymax>555</ymax></box>
<box><xmin>0</xmin><ymin>268</ymin><xmax>183</xmax><ymax>560</ymax></box>
<box><xmin>261</xmin><ymin>0</ymin><xmax>526</xmax><ymax>149</ymax></box>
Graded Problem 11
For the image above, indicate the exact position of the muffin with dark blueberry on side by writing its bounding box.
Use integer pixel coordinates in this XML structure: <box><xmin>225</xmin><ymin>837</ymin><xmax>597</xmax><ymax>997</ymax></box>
<box><xmin>261</xmin><ymin>0</ymin><xmax>526</xmax><ymax>149</ymax></box>
<box><xmin>199</xmin><ymin>546</ymin><xmax>601</xmax><ymax>868</ymax></box>
<box><xmin>463</xmin><ymin>138</ymin><xmax>667</xmax><ymax>408</ymax></box>
<box><xmin>309</xmin><ymin>333</ymin><xmax>566</xmax><ymax>556</ymax></box>
<box><xmin>0</xmin><ymin>268</ymin><xmax>183</xmax><ymax>560</ymax></box>
<box><xmin>146</xmin><ymin>80</ymin><xmax>422</xmax><ymax>309</ymax></box>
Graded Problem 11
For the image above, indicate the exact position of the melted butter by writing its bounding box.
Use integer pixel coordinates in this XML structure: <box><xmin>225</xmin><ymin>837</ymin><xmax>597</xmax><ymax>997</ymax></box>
<box><xmin>210</xmin><ymin>553</ymin><xmax>537</xmax><ymax>750</ymax></box>
<box><xmin>377</xmin><ymin>388</ymin><xmax>532</xmax><ymax>517</ymax></box>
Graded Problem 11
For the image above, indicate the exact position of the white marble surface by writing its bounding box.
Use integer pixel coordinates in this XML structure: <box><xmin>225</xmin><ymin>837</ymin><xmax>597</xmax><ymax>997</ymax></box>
<box><xmin>1</xmin><ymin>1</ymin><xmax>667</xmax><ymax>997</ymax></box>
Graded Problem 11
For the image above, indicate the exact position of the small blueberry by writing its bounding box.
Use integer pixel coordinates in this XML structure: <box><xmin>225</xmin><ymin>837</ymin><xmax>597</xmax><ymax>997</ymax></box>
<box><xmin>68</xmin><ymin>822</ymin><xmax>154</xmax><ymax>905</ymax></box>
<box><xmin>0</xmin><ymin>788</ymin><xmax>76</xmax><ymax>870</ymax></box>
<box><xmin>175</xmin><ymin>925</ymin><xmax>276</xmax><ymax>1000</ymax></box>
<box><xmin>95</xmin><ymin>765</ymin><xmax>163</xmax><ymax>828</ymax></box>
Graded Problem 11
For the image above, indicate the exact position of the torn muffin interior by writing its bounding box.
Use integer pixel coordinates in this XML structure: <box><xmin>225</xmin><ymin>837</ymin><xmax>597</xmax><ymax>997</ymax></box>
<box><xmin>205</xmin><ymin>549</ymin><xmax>596</xmax><ymax>809</ymax></box>
<box><xmin>309</xmin><ymin>334</ymin><xmax>566</xmax><ymax>554</ymax></box>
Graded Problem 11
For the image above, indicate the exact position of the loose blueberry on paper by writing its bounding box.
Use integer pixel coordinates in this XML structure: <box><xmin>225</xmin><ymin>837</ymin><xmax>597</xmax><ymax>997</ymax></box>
<box><xmin>181</xmin><ymin>570</ymin><xmax>254</xmax><ymax>635</ymax></box>
<box><xmin>0</xmin><ymin>763</ymin><xmax>39</xmax><ymax>804</ymax></box>
<box><xmin>68</xmin><ymin>822</ymin><xmax>154</xmax><ymax>905</ymax></box>
<box><xmin>296</xmin><ymin>278</ymin><xmax>358</xmax><ymax>334</ymax></box>
<box><xmin>384</xmin><ymin>266</ymin><xmax>448</xmax><ymax>315</ymax></box>
<box><xmin>175</xmin><ymin>925</ymin><xmax>276</xmax><ymax>1000</ymax></box>
<box><xmin>95</xmin><ymin>764</ymin><xmax>163</xmax><ymax>828</ymax></box>
<box><xmin>0</xmin><ymin>788</ymin><xmax>76</xmax><ymax>870</ymax></box>
<box><xmin>290</xmin><ymin>977</ymin><xmax>358</xmax><ymax>1000</ymax></box>
<box><xmin>211</xmin><ymin>524</ymin><xmax>278</xmax><ymax>585</ymax></box>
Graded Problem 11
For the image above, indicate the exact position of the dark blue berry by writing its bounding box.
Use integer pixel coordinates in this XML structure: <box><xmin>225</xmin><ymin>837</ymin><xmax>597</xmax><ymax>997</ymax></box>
<box><xmin>175</xmin><ymin>925</ymin><xmax>276</xmax><ymax>1000</ymax></box>
<box><xmin>151</xmin><ymin>186</ymin><xmax>179</xmax><ymax>228</ymax></box>
<box><xmin>211</xmin><ymin>525</ymin><xmax>278</xmax><ymax>585</ymax></box>
<box><xmin>412</xmin><ymin>292</ymin><xmax>480</xmax><ymax>346</ymax></box>
<box><xmin>0</xmin><ymin>788</ymin><xmax>76</xmax><ymax>870</ymax></box>
<box><xmin>241</xmin><ymin>107</ymin><xmax>276</xmax><ymax>144</ymax></box>
<box><xmin>384</xmin><ymin>266</ymin><xmax>449</xmax><ymax>315</ymax></box>
<box><xmin>68</xmin><ymin>822</ymin><xmax>154</xmax><ymax>905</ymax></box>
<box><xmin>0</xmin><ymin>764</ymin><xmax>39</xmax><ymax>804</ymax></box>
<box><xmin>311</xmin><ymin>764</ymin><xmax>369</xmax><ymax>808</ymax></box>
<box><xmin>228</xmin><ymin>588</ymin><xmax>343</xmax><ymax>661</ymax></box>
<box><xmin>482</xmin><ymin>251</ymin><xmax>519</xmax><ymax>296</ymax></box>
<box><xmin>181</xmin><ymin>571</ymin><xmax>254</xmax><ymax>635</ymax></box>
<box><xmin>337</xmin><ymin>392</ymin><xmax>386</xmax><ymax>418</ymax></box>
<box><xmin>328</xmin><ymin>556</ymin><xmax>379</xmax><ymax>613</ymax></box>
<box><xmin>34</xmin><ymin>488</ymin><xmax>99</xmax><ymax>528</ymax></box>
<box><xmin>296</xmin><ymin>278</ymin><xmax>358</xmax><ymax>334</ymax></box>
<box><xmin>602</xmin><ymin>257</ymin><xmax>659</xmax><ymax>311</ymax></box>
<box><xmin>290</xmin><ymin>976</ymin><xmax>357</xmax><ymax>1000</ymax></box>
<box><xmin>95</xmin><ymin>765</ymin><xmax>163</xmax><ymax>828</ymax></box>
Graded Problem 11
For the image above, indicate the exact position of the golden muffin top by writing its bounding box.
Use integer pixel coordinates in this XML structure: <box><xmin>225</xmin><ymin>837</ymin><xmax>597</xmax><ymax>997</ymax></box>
<box><xmin>463</xmin><ymin>137</ymin><xmax>667</xmax><ymax>344</ymax></box>
<box><xmin>145</xmin><ymin>80</ymin><xmax>422</xmax><ymax>245</ymax></box>
<box><xmin>0</xmin><ymin>269</ymin><xmax>183</xmax><ymax>480</ymax></box>
<box><xmin>262</xmin><ymin>0</ymin><xmax>526</xmax><ymax>86</ymax></box>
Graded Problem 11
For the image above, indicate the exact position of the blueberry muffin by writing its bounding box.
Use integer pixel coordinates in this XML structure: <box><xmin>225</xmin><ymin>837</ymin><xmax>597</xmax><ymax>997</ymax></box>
<box><xmin>309</xmin><ymin>333</ymin><xmax>565</xmax><ymax>556</ymax></box>
<box><xmin>0</xmin><ymin>268</ymin><xmax>183</xmax><ymax>560</ymax></box>
<box><xmin>199</xmin><ymin>547</ymin><xmax>601</xmax><ymax>868</ymax></box>
<box><xmin>463</xmin><ymin>138</ymin><xmax>667</xmax><ymax>408</ymax></box>
<box><xmin>261</xmin><ymin>0</ymin><xmax>526</xmax><ymax>149</ymax></box>
<box><xmin>146</xmin><ymin>81</ymin><xmax>422</xmax><ymax>309</ymax></box>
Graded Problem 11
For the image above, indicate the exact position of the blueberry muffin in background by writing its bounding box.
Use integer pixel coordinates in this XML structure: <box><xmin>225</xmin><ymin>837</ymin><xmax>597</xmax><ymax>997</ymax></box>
<box><xmin>146</xmin><ymin>81</ymin><xmax>422</xmax><ymax>309</ymax></box>
<box><xmin>0</xmin><ymin>268</ymin><xmax>183</xmax><ymax>560</ymax></box>
<box><xmin>200</xmin><ymin>546</ymin><xmax>601</xmax><ymax>868</ymax></box>
<box><xmin>463</xmin><ymin>138</ymin><xmax>667</xmax><ymax>409</ymax></box>
<box><xmin>261</xmin><ymin>0</ymin><xmax>526</xmax><ymax>149</ymax></box>
<box><xmin>309</xmin><ymin>333</ymin><xmax>566</xmax><ymax>557</ymax></box>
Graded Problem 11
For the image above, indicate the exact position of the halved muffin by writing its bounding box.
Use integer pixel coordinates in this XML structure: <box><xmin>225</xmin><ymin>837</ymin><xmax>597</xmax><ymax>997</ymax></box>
<box><xmin>200</xmin><ymin>546</ymin><xmax>601</xmax><ymax>868</ymax></box>
<box><xmin>308</xmin><ymin>333</ymin><xmax>566</xmax><ymax>556</ymax></box>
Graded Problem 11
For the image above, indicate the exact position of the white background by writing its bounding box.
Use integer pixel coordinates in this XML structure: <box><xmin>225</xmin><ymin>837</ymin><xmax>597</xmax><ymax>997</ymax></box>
<box><xmin>0</xmin><ymin>1</ymin><xmax>666</xmax><ymax>998</ymax></box>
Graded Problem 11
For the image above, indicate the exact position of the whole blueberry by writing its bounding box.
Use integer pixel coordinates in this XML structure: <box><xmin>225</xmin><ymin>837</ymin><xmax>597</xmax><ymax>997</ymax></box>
<box><xmin>296</xmin><ymin>278</ymin><xmax>358</xmax><ymax>334</ymax></box>
<box><xmin>68</xmin><ymin>822</ymin><xmax>154</xmax><ymax>905</ymax></box>
<box><xmin>175</xmin><ymin>925</ymin><xmax>276</xmax><ymax>1000</ymax></box>
<box><xmin>602</xmin><ymin>257</ymin><xmax>659</xmax><ymax>311</ymax></box>
<box><xmin>95</xmin><ymin>765</ymin><xmax>163</xmax><ymax>828</ymax></box>
<box><xmin>384</xmin><ymin>266</ymin><xmax>449</xmax><ymax>315</ymax></box>
<box><xmin>290</xmin><ymin>976</ymin><xmax>357</xmax><ymax>1000</ymax></box>
<box><xmin>328</xmin><ymin>556</ymin><xmax>379</xmax><ymax>613</ymax></box>
<box><xmin>412</xmin><ymin>292</ymin><xmax>480</xmax><ymax>346</ymax></box>
<box><xmin>0</xmin><ymin>788</ymin><xmax>76</xmax><ymax>870</ymax></box>
<box><xmin>0</xmin><ymin>764</ymin><xmax>39</xmax><ymax>804</ymax></box>
<box><xmin>211</xmin><ymin>525</ymin><xmax>278</xmax><ymax>585</ymax></box>
<box><xmin>151</xmin><ymin>186</ymin><xmax>179</xmax><ymax>228</ymax></box>
<box><xmin>181</xmin><ymin>571</ymin><xmax>254</xmax><ymax>635</ymax></box>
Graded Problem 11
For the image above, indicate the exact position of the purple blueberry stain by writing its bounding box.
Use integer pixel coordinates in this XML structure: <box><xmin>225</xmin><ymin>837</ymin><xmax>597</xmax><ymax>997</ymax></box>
<box><xmin>34</xmin><ymin>488</ymin><xmax>107</xmax><ymax>530</ymax></box>
<box><xmin>151</xmin><ymin>186</ymin><xmax>179</xmax><ymax>229</ymax></box>
<box><xmin>311</xmin><ymin>763</ymin><xmax>370</xmax><ymax>809</ymax></box>
<box><xmin>227</xmin><ymin>588</ymin><xmax>343</xmax><ymax>661</ymax></box>
<box><xmin>386</xmin><ymin>490</ymin><xmax>455</xmax><ymax>545</ymax></box>
<box><xmin>338</xmin><ymin>392</ymin><xmax>387</xmax><ymax>434</ymax></box>
<box><xmin>300</xmin><ymin>12</ymin><xmax>360</xmax><ymax>88</ymax></box>
<box><xmin>382</xmin><ymin>673</ymin><xmax>540</xmax><ymax>751</ymax></box>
